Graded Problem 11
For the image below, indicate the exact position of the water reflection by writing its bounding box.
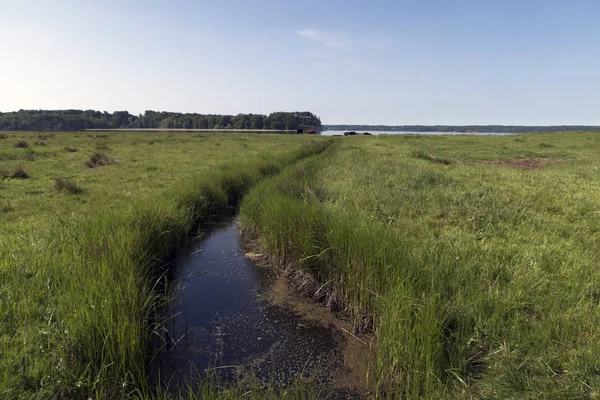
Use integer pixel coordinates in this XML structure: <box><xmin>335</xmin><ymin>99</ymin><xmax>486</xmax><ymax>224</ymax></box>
<box><xmin>158</xmin><ymin>218</ymin><xmax>345</xmax><ymax>390</ymax></box>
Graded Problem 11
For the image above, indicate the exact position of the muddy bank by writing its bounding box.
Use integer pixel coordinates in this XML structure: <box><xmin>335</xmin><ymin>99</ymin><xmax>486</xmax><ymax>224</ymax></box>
<box><xmin>244</xmin><ymin>242</ymin><xmax>377</xmax><ymax>396</ymax></box>
<box><xmin>264</xmin><ymin>272</ymin><xmax>377</xmax><ymax>394</ymax></box>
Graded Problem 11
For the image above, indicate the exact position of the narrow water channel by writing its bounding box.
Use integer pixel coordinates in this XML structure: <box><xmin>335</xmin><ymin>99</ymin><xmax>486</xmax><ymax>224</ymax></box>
<box><xmin>157</xmin><ymin>216</ymin><xmax>347</xmax><ymax>392</ymax></box>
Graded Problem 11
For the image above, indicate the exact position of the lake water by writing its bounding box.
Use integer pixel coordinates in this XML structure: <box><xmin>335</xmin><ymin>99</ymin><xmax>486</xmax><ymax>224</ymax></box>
<box><xmin>321</xmin><ymin>130</ymin><xmax>518</xmax><ymax>136</ymax></box>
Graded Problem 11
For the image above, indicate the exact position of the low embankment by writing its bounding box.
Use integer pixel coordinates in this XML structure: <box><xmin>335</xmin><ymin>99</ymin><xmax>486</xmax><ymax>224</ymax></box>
<box><xmin>240</xmin><ymin>132</ymin><xmax>600</xmax><ymax>398</ymax></box>
<box><xmin>0</xmin><ymin>131</ymin><xmax>331</xmax><ymax>399</ymax></box>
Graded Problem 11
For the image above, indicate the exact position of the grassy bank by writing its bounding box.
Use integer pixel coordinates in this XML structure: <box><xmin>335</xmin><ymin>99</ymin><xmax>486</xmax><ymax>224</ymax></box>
<box><xmin>240</xmin><ymin>132</ymin><xmax>600</xmax><ymax>398</ymax></box>
<box><xmin>0</xmin><ymin>131</ymin><xmax>331</xmax><ymax>399</ymax></box>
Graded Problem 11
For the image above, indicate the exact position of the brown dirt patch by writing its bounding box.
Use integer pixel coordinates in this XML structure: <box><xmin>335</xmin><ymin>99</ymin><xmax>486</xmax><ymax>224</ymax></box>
<box><xmin>266</xmin><ymin>272</ymin><xmax>377</xmax><ymax>395</ymax></box>
<box><xmin>478</xmin><ymin>158</ymin><xmax>552</xmax><ymax>169</ymax></box>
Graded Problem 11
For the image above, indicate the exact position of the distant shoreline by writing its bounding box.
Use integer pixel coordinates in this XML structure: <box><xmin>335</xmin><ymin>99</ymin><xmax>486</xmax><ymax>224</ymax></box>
<box><xmin>323</xmin><ymin>125</ymin><xmax>600</xmax><ymax>134</ymax></box>
<box><xmin>85</xmin><ymin>128</ymin><xmax>297</xmax><ymax>133</ymax></box>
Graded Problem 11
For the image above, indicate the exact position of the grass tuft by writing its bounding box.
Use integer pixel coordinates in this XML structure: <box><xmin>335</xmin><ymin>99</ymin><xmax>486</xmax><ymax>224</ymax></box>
<box><xmin>14</xmin><ymin>140</ymin><xmax>29</xmax><ymax>148</ymax></box>
<box><xmin>95</xmin><ymin>143</ymin><xmax>111</xmax><ymax>151</ymax></box>
<box><xmin>64</xmin><ymin>146</ymin><xmax>78</xmax><ymax>152</ymax></box>
<box><xmin>5</xmin><ymin>166</ymin><xmax>30</xmax><ymax>179</ymax></box>
<box><xmin>86</xmin><ymin>152</ymin><xmax>114</xmax><ymax>168</ymax></box>
<box><xmin>22</xmin><ymin>152</ymin><xmax>36</xmax><ymax>162</ymax></box>
<box><xmin>0</xmin><ymin>200</ymin><xmax>13</xmax><ymax>213</ymax></box>
<box><xmin>54</xmin><ymin>177</ymin><xmax>85</xmax><ymax>194</ymax></box>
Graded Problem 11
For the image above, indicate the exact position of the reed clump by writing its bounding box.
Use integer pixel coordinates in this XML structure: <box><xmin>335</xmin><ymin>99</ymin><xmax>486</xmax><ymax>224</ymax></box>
<box><xmin>14</xmin><ymin>140</ymin><xmax>29</xmax><ymax>148</ymax></box>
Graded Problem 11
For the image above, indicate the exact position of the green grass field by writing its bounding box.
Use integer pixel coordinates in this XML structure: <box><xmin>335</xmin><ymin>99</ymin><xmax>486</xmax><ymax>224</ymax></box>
<box><xmin>240</xmin><ymin>132</ymin><xmax>600</xmax><ymax>399</ymax></box>
<box><xmin>4</xmin><ymin>130</ymin><xmax>600</xmax><ymax>399</ymax></box>
<box><xmin>0</xmin><ymin>131</ymin><xmax>331</xmax><ymax>399</ymax></box>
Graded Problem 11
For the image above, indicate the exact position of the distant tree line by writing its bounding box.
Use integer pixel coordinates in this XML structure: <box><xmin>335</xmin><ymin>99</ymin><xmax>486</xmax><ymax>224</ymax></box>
<box><xmin>324</xmin><ymin>125</ymin><xmax>600</xmax><ymax>134</ymax></box>
<box><xmin>0</xmin><ymin>110</ymin><xmax>322</xmax><ymax>131</ymax></box>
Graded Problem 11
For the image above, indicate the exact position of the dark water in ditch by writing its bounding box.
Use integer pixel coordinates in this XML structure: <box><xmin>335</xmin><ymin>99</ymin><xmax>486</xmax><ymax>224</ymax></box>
<box><xmin>157</xmin><ymin>217</ymin><xmax>347</xmax><ymax>391</ymax></box>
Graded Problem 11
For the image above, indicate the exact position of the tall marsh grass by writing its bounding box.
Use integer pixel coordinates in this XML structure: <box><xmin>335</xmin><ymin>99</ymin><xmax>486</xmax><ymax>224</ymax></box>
<box><xmin>0</xmin><ymin>132</ymin><xmax>331</xmax><ymax>399</ymax></box>
<box><xmin>240</xmin><ymin>132</ymin><xmax>600</xmax><ymax>398</ymax></box>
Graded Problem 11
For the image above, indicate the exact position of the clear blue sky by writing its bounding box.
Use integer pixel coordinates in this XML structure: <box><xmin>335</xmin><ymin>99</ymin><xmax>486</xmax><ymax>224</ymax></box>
<box><xmin>1</xmin><ymin>0</ymin><xmax>599</xmax><ymax>125</ymax></box>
